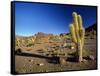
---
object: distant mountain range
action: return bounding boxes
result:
[16,23,97,38]
[15,23,97,47]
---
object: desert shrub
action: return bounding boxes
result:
[27,43,34,47]
[58,53,65,56]
[82,49,91,57]
[68,51,78,57]
[15,48,22,54]
[37,49,44,53]
[59,57,66,65]
[51,53,56,56]
[63,35,71,40]
[66,45,72,49]
[45,53,49,56]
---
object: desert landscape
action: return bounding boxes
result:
[15,22,97,74]
[13,2,97,74]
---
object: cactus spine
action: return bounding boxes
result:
[70,12,85,62]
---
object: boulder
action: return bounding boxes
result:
[89,55,95,60]
[37,63,44,66]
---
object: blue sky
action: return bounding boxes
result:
[14,2,97,36]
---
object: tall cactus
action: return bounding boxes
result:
[70,12,85,62]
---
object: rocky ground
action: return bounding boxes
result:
[15,38,97,74]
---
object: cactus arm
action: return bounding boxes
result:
[72,12,80,42]
[79,29,85,62]
[70,24,77,43]
[78,15,84,39]
[81,28,85,50]
[78,14,85,49]
[78,15,83,29]
[72,12,79,31]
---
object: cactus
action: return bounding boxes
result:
[70,12,85,62]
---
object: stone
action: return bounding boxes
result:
[59,57,67,65]
[82,59,88,63]
[40,63,44,66]
[89,55,95,60]
[37,63,44,66]
[71,46,74,50]
[63,43,67,47]
[29,59,33,62]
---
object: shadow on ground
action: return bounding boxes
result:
[15,49,60,64]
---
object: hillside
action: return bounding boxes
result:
[85,23,97,32]
[85,23,97,39]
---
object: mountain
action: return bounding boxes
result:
[15,23,97,47]
[85,23,97,38]
[85,23,97,32]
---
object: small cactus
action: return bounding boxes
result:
[70,12,85,62]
